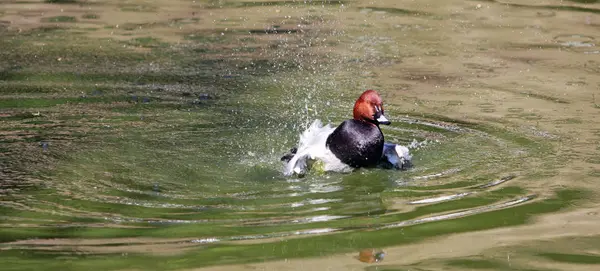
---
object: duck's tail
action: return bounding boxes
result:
[381,143,413,170]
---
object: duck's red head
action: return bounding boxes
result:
[353,89,391,126]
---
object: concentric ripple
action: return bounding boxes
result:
[1,103,553,259]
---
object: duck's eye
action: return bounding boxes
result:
[373,106,382,118]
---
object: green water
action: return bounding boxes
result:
[1,0,599,270]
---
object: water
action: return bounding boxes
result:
[1,0,599,270]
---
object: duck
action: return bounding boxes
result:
[282,90,412,176]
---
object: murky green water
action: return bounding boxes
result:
[1,0,599,270]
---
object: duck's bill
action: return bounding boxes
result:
[377,114,391,125]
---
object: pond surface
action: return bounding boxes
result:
[1,0,600,270]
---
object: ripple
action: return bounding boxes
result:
[478,175,516,188]
[409,192,472,204]
[412,168,462,180]
[292,215,347,223]
[380,195,535,230]
[190,238,220,244]
[555,34,595,48]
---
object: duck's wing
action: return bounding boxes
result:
[283,149,311,176]
[280,147,297,163]
[283,120,336,176]
[381,143,412,170]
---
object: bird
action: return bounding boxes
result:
[282,90,411,176]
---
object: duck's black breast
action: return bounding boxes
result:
[326,119,384,168]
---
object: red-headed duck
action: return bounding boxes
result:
[282,90,411,176]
